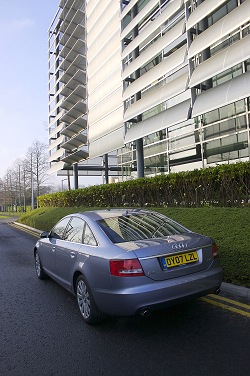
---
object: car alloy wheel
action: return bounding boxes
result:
[76,275,105,324]
[34,250,46,280]
[77,278,91,319]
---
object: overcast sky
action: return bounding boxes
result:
[0,0,59,178]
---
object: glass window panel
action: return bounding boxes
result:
[219,103,234,120]
[206,153,222,163]
[204,123,220,139]
[142,103,165,121]
[220,119,235,134]
[97,212,186,243]
[236,115,247,130]
[208,0,237,26]
[235,100,245,114]
[245,59,250,71]
[138,0,151,12]
[242,23,250,37]
[83,224,97,246]
[232,64,243,78]
[144,141,167,157]
[169,134,195,150]
[237,131,248,143]
[203,109,219,125]
[65,217,85,243]
[144,154,168,175]
[121,12,131,31]
[239,148,249,157]
[143,130,166,146]
[228,0,238,11]
[205,137,241,159]
[211,5,227,24]
[213,64,242,86]
[51,217,70,240]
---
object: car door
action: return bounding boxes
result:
[41,217,71,278]
[55,216,85,290]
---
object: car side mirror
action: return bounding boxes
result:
[40,231,50,238]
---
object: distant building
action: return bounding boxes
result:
[48,0,250,187]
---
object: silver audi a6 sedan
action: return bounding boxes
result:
[34,209,223,324]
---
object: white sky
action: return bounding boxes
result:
[0,0,59,178]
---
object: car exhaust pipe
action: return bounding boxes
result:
[139,309,151,317]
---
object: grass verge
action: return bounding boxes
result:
[18,206,250,288]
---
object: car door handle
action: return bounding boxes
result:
[70,252,76,258]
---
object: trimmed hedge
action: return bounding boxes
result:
[38,162,250,208]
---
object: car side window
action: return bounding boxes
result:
[50,217,71,240]
[83,224,97,246]
[64,217,85,243]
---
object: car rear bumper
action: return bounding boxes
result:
[93,267,223,316]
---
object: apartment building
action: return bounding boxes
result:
[48,0,250,185]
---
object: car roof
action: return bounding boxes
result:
[77,208,154,221]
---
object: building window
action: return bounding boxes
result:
[205,132,248,163]
[199,99,249,164]
[208,0,237,27]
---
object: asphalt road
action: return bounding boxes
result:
[0,222,249,376]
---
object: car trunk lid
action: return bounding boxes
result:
[117,233,214,281]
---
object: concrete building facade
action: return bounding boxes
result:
[48,0,250,185]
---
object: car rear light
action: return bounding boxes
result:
[212,243,219,259]
[110,259,145,277]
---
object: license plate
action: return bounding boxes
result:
[161,251,199,269]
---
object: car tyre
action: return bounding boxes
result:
[76,275,105,324]
[34,250,47,280]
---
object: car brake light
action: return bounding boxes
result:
[212,243,219,259]
[110,259,145,277]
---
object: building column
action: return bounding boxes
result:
[136,139,144,178]
[103,154,109,184]
[73,163,78,190]
[132,4,144,178]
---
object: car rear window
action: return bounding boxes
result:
[96,212,187,243]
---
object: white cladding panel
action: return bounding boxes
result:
[188,0,250,59]
[89,107,124,141]
[87,0,114,33]
[124,72,189,122]
[186,0,227,30]
[122,19,185,79]
[121,0,183,60]
[189,35,250,88]
[123,45,187,101]
[86,0,123,158]
[121,0,159,39]
[89,127,125,157]
[124,100,191,144]
[192,70,250,117]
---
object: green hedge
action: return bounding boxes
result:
[38,162,250,208]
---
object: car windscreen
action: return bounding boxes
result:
[96,212,188,243]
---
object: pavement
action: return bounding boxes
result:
[1,215,250,303]
[0,214,19,223]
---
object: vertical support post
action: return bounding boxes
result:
[18,165,22,211]
[73,163,78,190]
[67,169,71,191]
[131,3,144,178]
[136,139,144,178]
[23,170,26,212]
[104,154,109,184]
[31,173,34,210]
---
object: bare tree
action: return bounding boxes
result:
[23,140,50,205]
[0,140,56,211]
